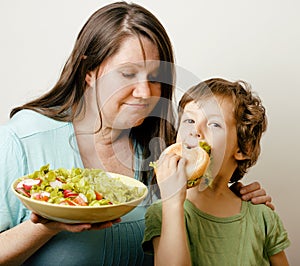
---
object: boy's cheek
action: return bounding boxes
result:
[175,134,182,143]
[175,128,185,143]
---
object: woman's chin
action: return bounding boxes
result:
[133,118,145,127]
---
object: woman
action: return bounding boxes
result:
[0,2,272,265]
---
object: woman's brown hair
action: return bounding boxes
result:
[10,2,177,186]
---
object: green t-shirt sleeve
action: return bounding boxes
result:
[142,201,163,254]
[263,207,291,257]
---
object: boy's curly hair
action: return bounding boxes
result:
[178,78,267,183]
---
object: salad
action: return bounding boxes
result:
[15,164,146,206]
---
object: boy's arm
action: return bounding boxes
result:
[153,152,191,266]
[152,201,191,266]
[269,250,289,266]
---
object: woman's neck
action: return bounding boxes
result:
[95,131,135,177]
[73,117,134,176]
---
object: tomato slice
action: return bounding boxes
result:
[16,188,31,197]
[95,191,103,200]
[32,192,49,202]
[63,190,79,198]
[18,178,41,191]
[73,195,88,206]
[59,199,77,206]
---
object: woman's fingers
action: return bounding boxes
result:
[239,181,261,194]
[265,201,275,211]
[231,181,275,210]
[90,218,121,230]
[229,181,243,197]
[30,213,120,232]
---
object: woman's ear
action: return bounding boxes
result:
[85,71,96,87]
[234,149,249,161]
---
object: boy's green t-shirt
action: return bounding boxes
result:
[143,200,290,266]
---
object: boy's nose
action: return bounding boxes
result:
[190,130,201,138]
[185,133,201,148]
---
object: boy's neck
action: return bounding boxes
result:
[186,185,242,218]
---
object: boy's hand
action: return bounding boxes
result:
[156,152,187,203]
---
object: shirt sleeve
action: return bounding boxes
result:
[142,201,163,254]
[0,126,31,231]
[263,207,291,257]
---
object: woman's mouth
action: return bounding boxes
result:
[123,102,150,109]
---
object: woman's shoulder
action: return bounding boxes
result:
[1,109,71,138]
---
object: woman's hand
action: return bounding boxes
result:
[230,181,275,210]
[30,213,121,233]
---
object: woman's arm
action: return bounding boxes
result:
[230,181,275,210]
[0,214,117,265]
[0,219,61,265]
[269,251,289,266]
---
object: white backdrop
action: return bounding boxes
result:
[1,0,299,264]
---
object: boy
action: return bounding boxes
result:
[143,78,290,265]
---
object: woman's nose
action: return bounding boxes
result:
[132,81,151,98]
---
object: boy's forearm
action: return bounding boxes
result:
[154,200,191,266]
[269,251,289,266]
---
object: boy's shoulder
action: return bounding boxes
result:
[244,201,280,225]
[245,200,275,213]
[146,199,163,214]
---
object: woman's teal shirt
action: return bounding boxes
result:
[0,110,153,265]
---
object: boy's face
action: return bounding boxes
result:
[176,95,245,179]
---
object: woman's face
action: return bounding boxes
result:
[89,36,161,130]
[176,96,243,179]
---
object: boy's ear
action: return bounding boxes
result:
[234,149,249,161]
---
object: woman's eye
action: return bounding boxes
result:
[122,72,136,78]
[148,74,160,83]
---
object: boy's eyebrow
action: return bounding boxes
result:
[183,108,223,119]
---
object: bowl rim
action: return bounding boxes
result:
[11,172,148,209]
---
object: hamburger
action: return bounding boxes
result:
[150,141,211,188]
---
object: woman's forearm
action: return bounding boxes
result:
[0,220,57,265]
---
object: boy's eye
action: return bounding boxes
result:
[183,119,195,124]
[208,122,221,128]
